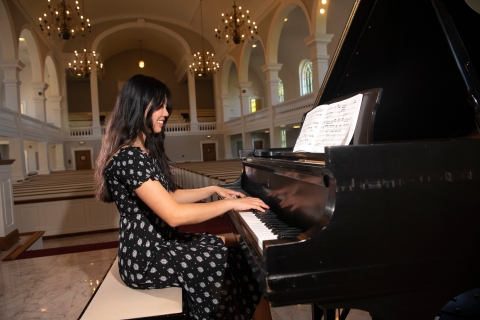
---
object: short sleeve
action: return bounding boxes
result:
[109,148,157,192]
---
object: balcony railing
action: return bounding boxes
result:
[274,93,314,115]
[224,117,242,129]
[2,95,315,141]
[165,123,190,132]
[245,108,269,123]
[0,106,15,123]
[198,122,216,131]
[70,126,93,137]
[0,106,18,136]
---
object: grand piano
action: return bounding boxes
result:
[221,0,480,319]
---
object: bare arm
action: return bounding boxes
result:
[170,186,245,204]
[136,179,268,227]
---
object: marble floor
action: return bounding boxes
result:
[0,232,372,320]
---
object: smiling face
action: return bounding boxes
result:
[151,103,169,133]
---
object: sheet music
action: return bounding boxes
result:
[293,94,363,153]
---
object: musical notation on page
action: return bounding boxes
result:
[293,94,363,153]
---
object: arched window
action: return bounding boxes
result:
[278,79,284,103]
[299,59,313,95]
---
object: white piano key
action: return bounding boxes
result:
[238,211,277,252]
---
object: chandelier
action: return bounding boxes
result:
[68,43,103,78]
[38,0,91,40]
[189,0,219,77]
[214,0,258,45]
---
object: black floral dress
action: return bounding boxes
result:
[104,147,261,320]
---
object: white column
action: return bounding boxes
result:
[238,82,252,150]
[212,74,223,129]
[49,95,63,127]
[0,60,24,112]
[59,60,70,136]
[271,127,283,148]
[304,34,334,93]
[242,132,252,150]
[187,71,198,131]
[0,161,17,247]
[31,82,48,122]
[54,143,66,171]
[223,135,233,159]
[37,141,50,175]
[8,137,26,182]
[261,63,283,148]
[2,61,27,181]
[261,63,282,108]
[221,94,230,122]
[90,70,102,136]
[238,82,252,117]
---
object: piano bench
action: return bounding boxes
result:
[78,256,187,320]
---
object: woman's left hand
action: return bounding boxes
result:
[214,186,245,199]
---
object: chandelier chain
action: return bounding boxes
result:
[139,39,145,68]
[189,0,219,77]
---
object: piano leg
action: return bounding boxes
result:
[311,304,334,320]
[339,309,351,320]
[312,304,351,320]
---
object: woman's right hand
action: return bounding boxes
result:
[228,197,269,212]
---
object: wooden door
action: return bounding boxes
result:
[75,150,92,170]
[253,140,264,149]
[202,143,216,161]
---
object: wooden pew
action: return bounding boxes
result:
[12,170,96,204]
[78,256,187,320]
[171,160,242,200]
[176,109,216,122]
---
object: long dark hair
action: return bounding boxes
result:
[94,74,177,202]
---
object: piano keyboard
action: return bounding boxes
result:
[238,211,303,252]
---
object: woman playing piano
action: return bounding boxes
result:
[94,74,271,320]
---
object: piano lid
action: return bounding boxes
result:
[317,0,480,143]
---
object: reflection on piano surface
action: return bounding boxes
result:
[222,0,480,319]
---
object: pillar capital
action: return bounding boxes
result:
[48,95,63,103]
[0,60,25,77]
[1,61,23,113]
[303,33,334,47]
[261,63,283,83]
[31,82,49,98]
[261,63,283,73]
[238,82,252,96]
[303,33,334,93]
[31,81,49,90]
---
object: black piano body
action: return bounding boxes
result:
[222,0,480,319]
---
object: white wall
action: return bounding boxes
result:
[98,50,191,113]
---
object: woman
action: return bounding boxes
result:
[94,74,271,320]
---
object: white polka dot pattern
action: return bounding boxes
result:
[105,147,260,319]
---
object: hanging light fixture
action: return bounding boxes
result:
[189,0,219,77]
[68,38,103,78]
[38,0,91,40]
[214,0,258,46]
[138,40,145,68]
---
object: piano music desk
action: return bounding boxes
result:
[78,256,186,320]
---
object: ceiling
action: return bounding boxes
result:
[17,0,276,68]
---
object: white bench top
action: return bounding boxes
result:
[79,256,184,320]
